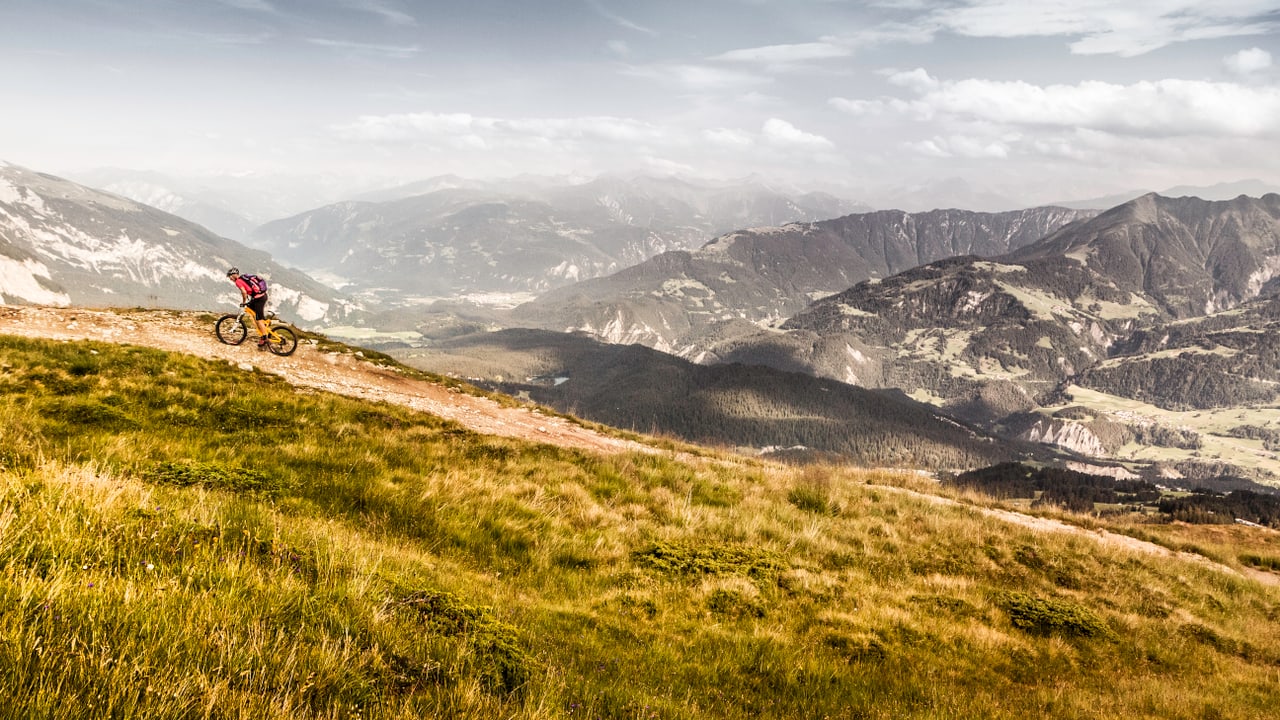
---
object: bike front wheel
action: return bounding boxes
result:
[215,314,248,345]
[266,326,298,356]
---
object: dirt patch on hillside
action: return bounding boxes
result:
[0,306,650,455]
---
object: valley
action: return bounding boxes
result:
[4,161,1280,719]
[6,159,1280,488]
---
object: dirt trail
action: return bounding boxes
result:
[4,305,1276,587]
[0,306,650,455]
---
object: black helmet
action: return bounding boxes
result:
[226,267,239,277]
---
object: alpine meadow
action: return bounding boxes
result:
[6,1,1280,718]
[0,325,1278,719]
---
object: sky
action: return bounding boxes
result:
[2,0,1280,208]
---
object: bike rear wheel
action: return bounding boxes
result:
[266,326,298,356]
[215,314,248,345]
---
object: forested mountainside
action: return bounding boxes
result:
[397,328,1037,470]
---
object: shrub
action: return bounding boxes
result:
[390,591,531,695]
[632,540,786,579]
[788,485,838,515]
[707,588,766,620]
[1001,592,1114,640]
[145,461,292,497]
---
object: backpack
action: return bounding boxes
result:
[241,273,268,296]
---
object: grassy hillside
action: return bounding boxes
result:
[2,333,1279,719]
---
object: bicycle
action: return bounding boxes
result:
[215,305,298,356]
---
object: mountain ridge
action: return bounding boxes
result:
[0,162,356,324]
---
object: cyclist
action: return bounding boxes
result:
[226,267,270,349]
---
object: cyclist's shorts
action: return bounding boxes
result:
[247,295,268,321]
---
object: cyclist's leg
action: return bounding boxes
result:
[247,296,269,344]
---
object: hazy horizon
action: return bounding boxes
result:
[3,1,1279,210]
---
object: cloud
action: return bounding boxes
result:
[703,128,754,147]
[710,41,852,65]
[330,111,842,181]
[307,38,420,59]
[341,1,417,27]
[707,22,933,69]
[333,112,668,148]
[905,135,1011,159]
[588,1,657,36]
[215,0,277,11]
[927,0,1279,56]
[885,67,940,93]
[828,96,911,116]
[1225,47,1273,75]
[606,40,631,57]
[761,118,835,149]
[835,71,1280,138]
[622,63,772,91]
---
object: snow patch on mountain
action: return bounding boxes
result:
[0,177,45,213]
[268,285,331,322]
[0,255,70,306]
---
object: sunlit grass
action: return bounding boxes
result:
[1,333,1279,718]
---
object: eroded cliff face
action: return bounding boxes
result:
[1020,419,1108,458]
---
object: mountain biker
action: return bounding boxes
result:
[226,268,270,349]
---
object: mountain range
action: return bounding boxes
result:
[250,175,869,302]
[7,157,1280,484]
[514,205,1095,357]
[0,162,355,323]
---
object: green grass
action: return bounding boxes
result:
[1,332,1280,718]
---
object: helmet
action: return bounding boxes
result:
[226,267,239,277]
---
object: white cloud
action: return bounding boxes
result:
[606,40,631,57]
[707,23,933,69]
[840,74,1280,138]
[329,110,842,183]
[342,1,417,27]
[1225,47,1273,74]
[906,135,1011,159]
[761,118,835,149]
[215,0,277,11]
[622,63,772,91]
[710,41,852,64]
[886,67,940,94]
[703,128,754,147]
[307,38,420,59]
[588,1,657,36]
[334,112,667,148]
[928,0,1279,56]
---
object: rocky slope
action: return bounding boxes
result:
[769,194,1280,482]
[0,162,355,325]
[515,205,1094,356]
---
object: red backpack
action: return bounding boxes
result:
[241,273,268,296]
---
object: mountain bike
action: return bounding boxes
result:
[215,305,298,356]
